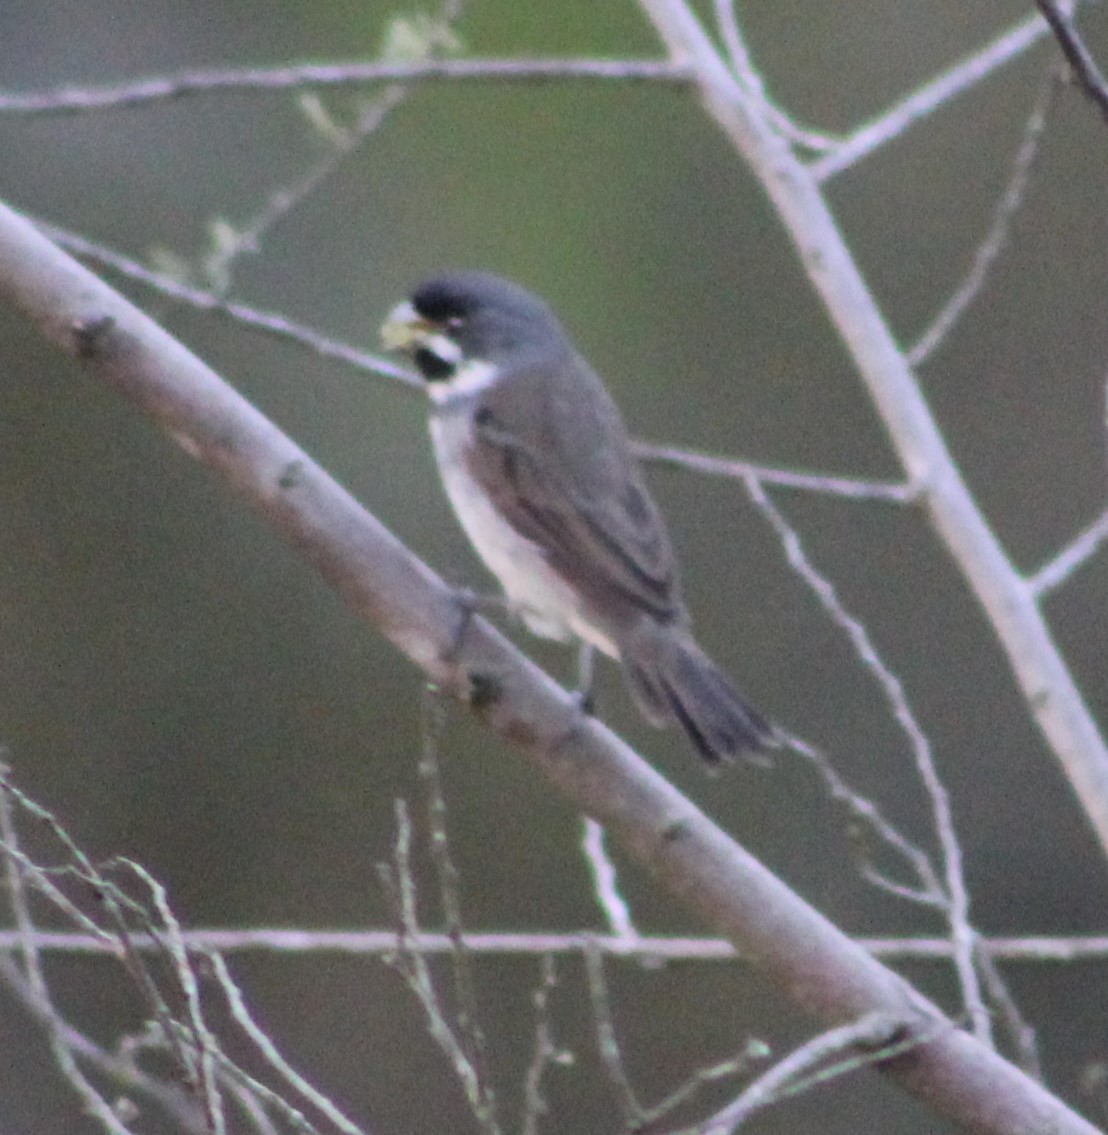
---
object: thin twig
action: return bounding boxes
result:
[581,819,637,938]
[741,476,990,1042]
[378,801,500,1135]
[635,441,916,502]
[1036,0,1108,120]
[208,952,366,1135]
[0,783,134,1135]
[197,0,472,293]
[0,955,208,1133]
[778,734,946,908]
[811,7,1073,181]
[713,0,749,90]
[0,58,693,114]
[200,84,410,293]
[583,942,643,1126]
[520,955,565,1135]
[642,1044,771,1131]
[711,0,838,153]
[1028,504,1108,597]
[974,947,1042,1080]
[0,775,204,1101]
[84,861,204,1102]
[36,217,419,387]
[908,68,1057,367]
[222,1079,282,1135]
[119,859,226,1135]
[691,1013,922,1134]
[419,693,498,1128]
[154,1019,325,1135]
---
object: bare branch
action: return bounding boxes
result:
[1028,505,1108,597]
[583,943,643,1125]
[909,69,1057,367]
[812,8,1070,181]
[646,1044,770,1131]
[581,818,638,938]
[0,954,208,1134]
[974,948,1042,1080]
[0,6,1082,190]
[378,801,499,1134]
[638,0,1108,868]
[0,773,366,1135]
[520,956,567,1135]
[0,58,693,114]
[196,0,473,293]
[742,477,988,1040]
[0,788,136,1135]
[418,696,498,1126]
[635,440,916,501]
[3,926,1108,961]
[1036,0,1108,120]
[770,741,946,910]
[198,84,410,293]
[118,859,226,1134]
[207,952,366,1135]
[693,1013,924,1134]
[38,218,419,388]
[0,773,227,1126]
[709,0,839,154]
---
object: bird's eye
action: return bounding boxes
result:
[445,315,464,332]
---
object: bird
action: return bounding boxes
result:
[381,271,779,764]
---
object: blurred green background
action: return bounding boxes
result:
[1,1,1107,1132]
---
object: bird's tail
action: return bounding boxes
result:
[621,623,779,765]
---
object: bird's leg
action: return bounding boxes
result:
[574,642,598,716]
[440,588,516,710]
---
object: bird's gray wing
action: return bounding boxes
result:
[465,368,683,626]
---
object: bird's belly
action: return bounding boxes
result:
[430,415,617,656]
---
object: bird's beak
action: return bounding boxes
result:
[380,300,431,351]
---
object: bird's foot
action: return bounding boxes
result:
[443,587,508,664]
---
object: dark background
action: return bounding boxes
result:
[0,2,1107,1132]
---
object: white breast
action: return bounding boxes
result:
[429,410,617,657]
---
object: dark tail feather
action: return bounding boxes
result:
[622,627,778,765]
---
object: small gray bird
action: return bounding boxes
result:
[382,271,778,764]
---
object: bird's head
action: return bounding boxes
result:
[381,271,569,395]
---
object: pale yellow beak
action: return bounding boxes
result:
[380,300,431,351]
